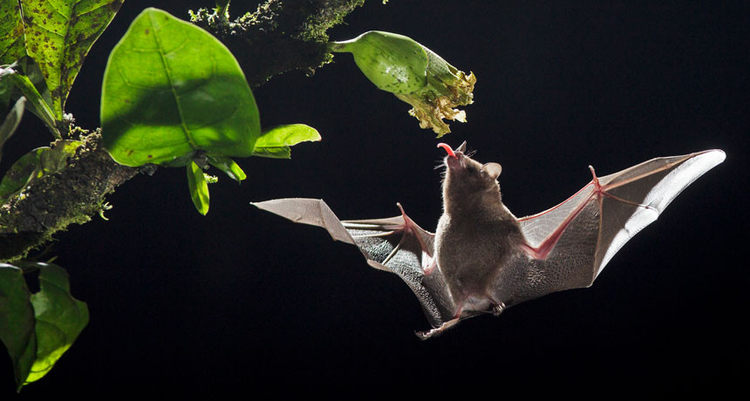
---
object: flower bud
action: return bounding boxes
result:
[331,30,476,137]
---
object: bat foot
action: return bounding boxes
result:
[414,317,461,340]
[491,302,506,316]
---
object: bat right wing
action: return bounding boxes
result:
[492,149,725,306]
[251,198,456,328]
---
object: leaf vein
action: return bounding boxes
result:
[41,0,71,21]
[73,0,118,19]
[26,23,65,39]
[147,12,197,150]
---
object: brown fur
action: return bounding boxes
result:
[435,150,524,312]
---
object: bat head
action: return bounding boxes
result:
[438,143,505,215]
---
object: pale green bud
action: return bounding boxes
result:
[331,30,476,137]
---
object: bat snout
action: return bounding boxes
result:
[445,153,465,170]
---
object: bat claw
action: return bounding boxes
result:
[588,165,602,190]
[414,329,437,340]
[414,317,461,340]
[491,302,506,316]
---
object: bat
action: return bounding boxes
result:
[252,143,725,339]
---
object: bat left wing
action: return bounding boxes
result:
[492,149,725,305]
[251,198,455,328]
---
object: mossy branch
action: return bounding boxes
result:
[0,0,368,261]
[190,0,365,87]
[0,131,137,261]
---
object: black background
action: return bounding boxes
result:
[2,0,748,398]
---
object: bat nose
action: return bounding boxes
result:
[445,153,463,169]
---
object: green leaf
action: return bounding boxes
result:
[18,0,124,119]
[0,264,36,390]
[0,96,26,164]
[0,140,82,201]
[0,147,45,201]
[207,154,246,182]
[0,65,59,137]
[215,0,231,20]
[23,263,89,387]
[252,124,321,159]
[101,7,261,167]
[251,146,291,159]
[39,140,83,174]
[0,0,24,63]
[13,56,54,109]
[187,160,210,215]
[0,77,11,108]
[0,263,88,391]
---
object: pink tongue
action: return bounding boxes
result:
[437,143,457,158]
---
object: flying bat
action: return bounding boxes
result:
[252,143,725,339]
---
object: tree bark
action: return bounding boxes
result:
[191,0,365,87]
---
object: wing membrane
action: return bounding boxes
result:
[507,149,725,303]
[252,198,455,327]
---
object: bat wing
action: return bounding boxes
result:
[251,198,455,328]
[493,149,725,305]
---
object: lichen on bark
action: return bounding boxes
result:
[190,0,366,87]
[0,131,136,261]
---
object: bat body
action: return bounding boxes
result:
[253,144,724,338]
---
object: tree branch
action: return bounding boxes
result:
[0,131,137,261]
[0,0,367,261]
[191,0,365,87]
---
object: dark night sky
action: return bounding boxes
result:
[2,0,748,397]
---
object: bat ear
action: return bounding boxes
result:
[456,141,467,153]
[482,162,502,180]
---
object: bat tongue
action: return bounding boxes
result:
[437,143,457,158]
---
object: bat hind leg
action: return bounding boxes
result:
[415,317,461,340]
[414,296,507,339]
[415,303,466,340]
[491,301,506,316]
[415,300,505,339]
